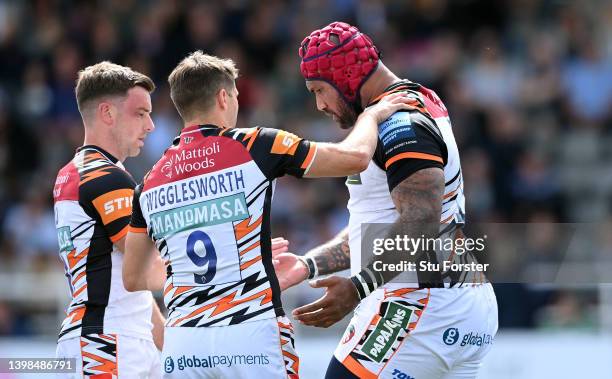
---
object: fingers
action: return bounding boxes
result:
[271,237,289,255]
[292,296,333,316]
[292,296,343,327]
[271,237,288,245]
[380,91,408,103]
[271,237,289,248]
[271,244,289,258]
[388,92,409,100]
[382,92,415,108]
[294,308,339,327]
[296,313,339,328]
[308,275,339,288]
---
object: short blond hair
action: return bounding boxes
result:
[75,61,155,116]
[168,51,239,121]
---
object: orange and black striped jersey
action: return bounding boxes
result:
[130,125,316,327]
[347,80,472,288]
[53,146,153,342]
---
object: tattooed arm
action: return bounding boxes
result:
[273,227,350,291]
[291,168,444,327]
[304,227,350,276]
[351,168,444,298]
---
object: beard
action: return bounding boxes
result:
[333,98,359,129]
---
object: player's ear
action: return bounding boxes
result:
[98,101,116,125]
[217,88,228,110]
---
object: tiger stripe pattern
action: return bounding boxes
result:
[80,333,118,378]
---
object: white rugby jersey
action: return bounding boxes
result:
[347,81,477,288]
[130,125,316,327]
[53,146,153,342]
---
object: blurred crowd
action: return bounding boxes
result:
[1,0,611,337]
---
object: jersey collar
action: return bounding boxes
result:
[367,79,416,107]
[172,124,224,146]
[77,145,119,164]
[181,124,221,134]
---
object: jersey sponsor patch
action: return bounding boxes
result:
[361,302,412,363]
[92,188,134,225]
[378,112,415,147]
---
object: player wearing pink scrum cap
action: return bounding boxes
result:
[274,22,498,379]
[299,22,380,114]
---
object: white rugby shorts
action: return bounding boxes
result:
[161,315,299,378]
[333,283,498,379]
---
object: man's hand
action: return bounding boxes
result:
[271,237,309,291]
[361,91,418,124]
[272,251,309,291]
[292,276,359,328]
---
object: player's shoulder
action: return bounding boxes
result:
[221,126,261,140]
[223,126,291,151]
[73,149,135,193]
[378,109,441,143]
[53,160,80,202]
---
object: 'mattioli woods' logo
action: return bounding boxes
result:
[161,160,173,178]
[92,188,134,225]
[160,143,220,179]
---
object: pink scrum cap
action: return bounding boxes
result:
[299,22,380,107]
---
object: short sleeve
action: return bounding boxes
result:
[80,166,136,243]
[376,111,447,192]
[129,184,147,233]
[246,127,317,179]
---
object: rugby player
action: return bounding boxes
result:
[273,22,499,378]
[53,62,165,378]
[122,51,412,378]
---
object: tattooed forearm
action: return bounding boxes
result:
[369,167,444,284]
[305,227,351,275]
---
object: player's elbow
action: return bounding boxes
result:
[122,268,141,292]
[348,149,370,173]
[123,276,136,292]
[356,151,371,172]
